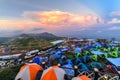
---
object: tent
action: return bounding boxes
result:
[110,51,118,58]
[88,62,103,70]
[33,56,42,64]
[95,42,102,48]
[53,51,61,59]
[15,63,43,80]
[51,40,64,45]
[41,66,66,80]
[107,58,120,67]
[74,47,81,54]
[106,58,120,73]
[62,63,74,76]
[82,56,91,63]
[66,59,73,66]
[72,75,91,80]
[78,63,89,71]
[74,57,82,65]
[91,51,105,61]
[91,51,104,55]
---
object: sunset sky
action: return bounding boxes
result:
[1,0,120,39]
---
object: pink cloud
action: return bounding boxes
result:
[0,10,104,31]
[23,10,104,27]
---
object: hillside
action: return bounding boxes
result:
[8,32,63,50]
[18,32,59,39]
[0,37,11,45]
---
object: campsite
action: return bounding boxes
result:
[1,0,120,80]
[0,38,120,80]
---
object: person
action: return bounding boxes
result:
[74,65,79,77]
[94,68,100,80]
[47,55,54,67]
[117,71,120,79]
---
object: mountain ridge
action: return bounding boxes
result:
[0,32,63,46]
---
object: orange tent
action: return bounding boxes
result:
[41,66,66,80]
[72,75,91,80]
[15,63,43,80]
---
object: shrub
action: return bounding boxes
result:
[0,64,23,80]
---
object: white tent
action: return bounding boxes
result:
[51,40,64,45]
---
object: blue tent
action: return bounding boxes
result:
[88,62,103,70]
[78,63,89,71]
[106,58,120,73]
[96,42,102,48]
[32,56,42,64]
[53,50,61,59]
[82,56,91,63]
[74,57,82,65]
[42,57,48,62]
[66,59,73,66]
[61,55,67,59]
[74,47,81,54]
[76,44,81,47]
[62,63,74,76]
[91,43,96,47]
[107,58,120,67]
[84,45,89,49]
[88,45,94,49]
[58,56,67,65]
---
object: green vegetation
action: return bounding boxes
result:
[0,37,11,45]
[0,32,63,50]
[7,33,63,50]
[9,37,55,50]
[0,64,23,80]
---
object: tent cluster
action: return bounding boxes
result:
[15,39,120,80]
[15,63,92,80]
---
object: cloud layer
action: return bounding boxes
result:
[0,10,104,29]
[108,18,120,24]
[110,11,120,16]
[108,26,120,30]
[23,10,104,27]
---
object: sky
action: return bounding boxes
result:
[1,0,120,39]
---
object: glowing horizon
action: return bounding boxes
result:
[1,0,120,39]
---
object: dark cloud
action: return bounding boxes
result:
[30,27,44,31]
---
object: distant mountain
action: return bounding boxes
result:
[37,32,57,38]
[6,32,64,49]
[18,32,60,39]
[19,34,30,37]
[0,32,63,47]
